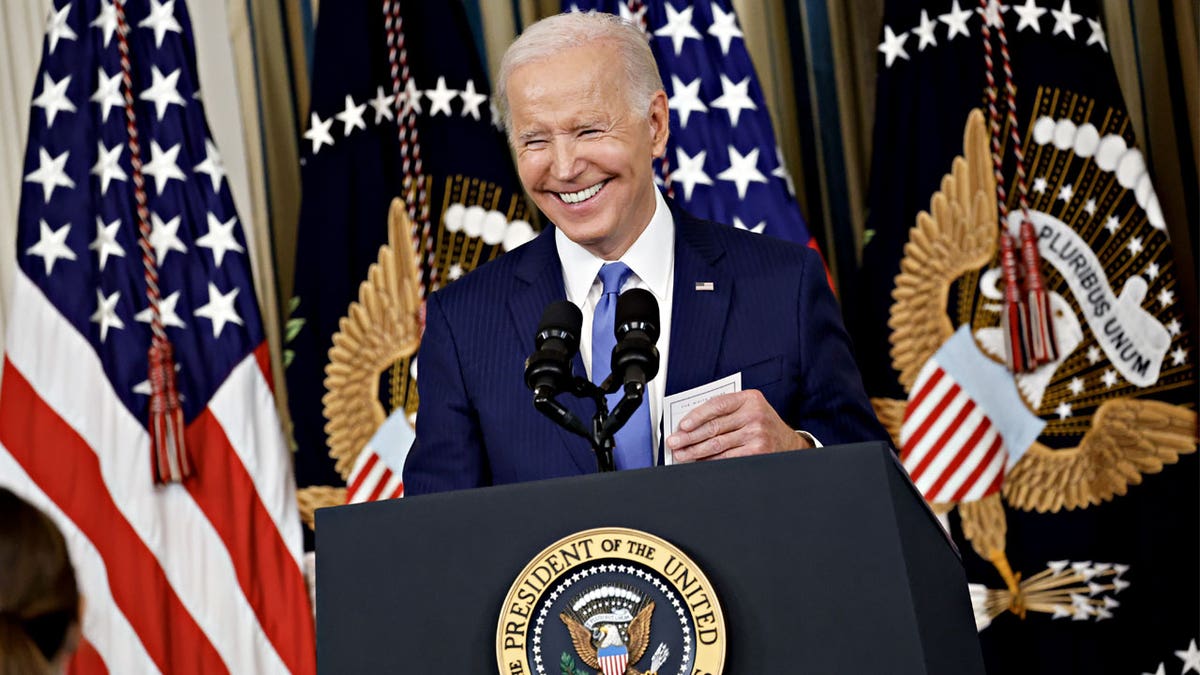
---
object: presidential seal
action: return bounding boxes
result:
[497,527,725,675]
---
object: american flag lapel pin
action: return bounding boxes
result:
[695,281,715,291]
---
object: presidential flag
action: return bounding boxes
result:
[857,1,1198,672]
[0,1,315,673]
[567,0,817,251]
[286,2,534,514]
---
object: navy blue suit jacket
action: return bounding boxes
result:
[403,206,891,495]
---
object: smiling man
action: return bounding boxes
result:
[402,12,889,495]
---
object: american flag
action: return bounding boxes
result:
[0,1,315,673]
[567,0,819,252]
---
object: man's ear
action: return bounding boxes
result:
[647,90,670,158]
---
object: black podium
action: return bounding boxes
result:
[315,442,984,673]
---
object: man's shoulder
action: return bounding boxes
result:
[429,229,549,312]
[677,209,821,270]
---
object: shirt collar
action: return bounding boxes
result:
[556,187,675,304]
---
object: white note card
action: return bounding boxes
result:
[664,371,742,438]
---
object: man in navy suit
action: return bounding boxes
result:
[403,12,889,495]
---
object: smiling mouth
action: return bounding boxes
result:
[556,180,608,205]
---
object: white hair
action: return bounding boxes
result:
[495,11,664,138]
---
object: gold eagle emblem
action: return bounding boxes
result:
[872,108,1198,621]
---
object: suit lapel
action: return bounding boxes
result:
[666,210,732,396]
[507,229,597,474]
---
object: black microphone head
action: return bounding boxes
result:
[614,288,659,343]
[536,301,583,350]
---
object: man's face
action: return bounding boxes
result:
[506,41,669,260]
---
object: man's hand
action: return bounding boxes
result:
[665,390,811,462]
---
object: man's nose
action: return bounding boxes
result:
[550,139,581,181]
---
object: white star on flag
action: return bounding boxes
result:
[24,147,75,202]
[1086,17,1108,51]
[710,74,757,126]
[1051,0,1082,39]
[671,148,713,200]
[134,290,187,329]
[706,3,743,55]
[139,0,183,47]
[1056,401,1073,419]
[1013,0,1047,32]
[148,211,187,265]
[669,75,707,128]
[772,147,796,196]
[88,217,125,271]
[334,94,367,136]
[193,139,226,192]
[90,141,127,195]
[90,290,126,342]
[1101,370,1118,388]
[1033,176,1048,193]
[400,78,423,116]
[196,213,245,267]
[26,219,76,275]
[1145,262,1160,280]
[654,3,702,56]
[32,73,77,127]
[1086,345,1101,364]
[304,111,335,154]
[369,86,394,123]
[1166,318,1181,336]
[717,145,767,199]
[193,282,244,338]
[91,0,119,47]
[939,0,974,41]
[913,10,938,50]
[45,4,78,55]
[425,76,457,117]
[458,79,488,120]
[1170,347,1189,366]
[877,25,910,68]
[1157,288,1174,308]
[142,140,185,195]
[733,217,765,234]
[90,67,123,122]
[1104,215,1120,233]
[1084,198,1097,215]
[1127,236,1143,255]
[139,66,185,120]
[977,1,1010,29]
[1058,183,1074,202]
[1068,377,1084,395]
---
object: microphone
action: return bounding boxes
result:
[610,288,660,390]
[524,301,582,398]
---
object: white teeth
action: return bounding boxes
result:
[558,181,605,204]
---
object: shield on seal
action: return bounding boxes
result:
[597,644,628,675]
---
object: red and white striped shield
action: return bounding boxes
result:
[597,644,629,675]
[901,358,1007,504]
[899,325,1049,504]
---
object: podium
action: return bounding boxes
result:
[315,442,984,673]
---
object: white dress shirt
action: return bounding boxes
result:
[556,188,676,464]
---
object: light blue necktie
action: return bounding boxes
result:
[591,263,653,469]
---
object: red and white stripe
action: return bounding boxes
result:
[900,359,1007,504]
[599,652,628,675]
[345,448,404,504]
[0,270,316,674]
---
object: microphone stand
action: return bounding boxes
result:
[532,376,646,473]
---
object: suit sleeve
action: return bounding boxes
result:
[402,291,489,495]
[793,250,894,449]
